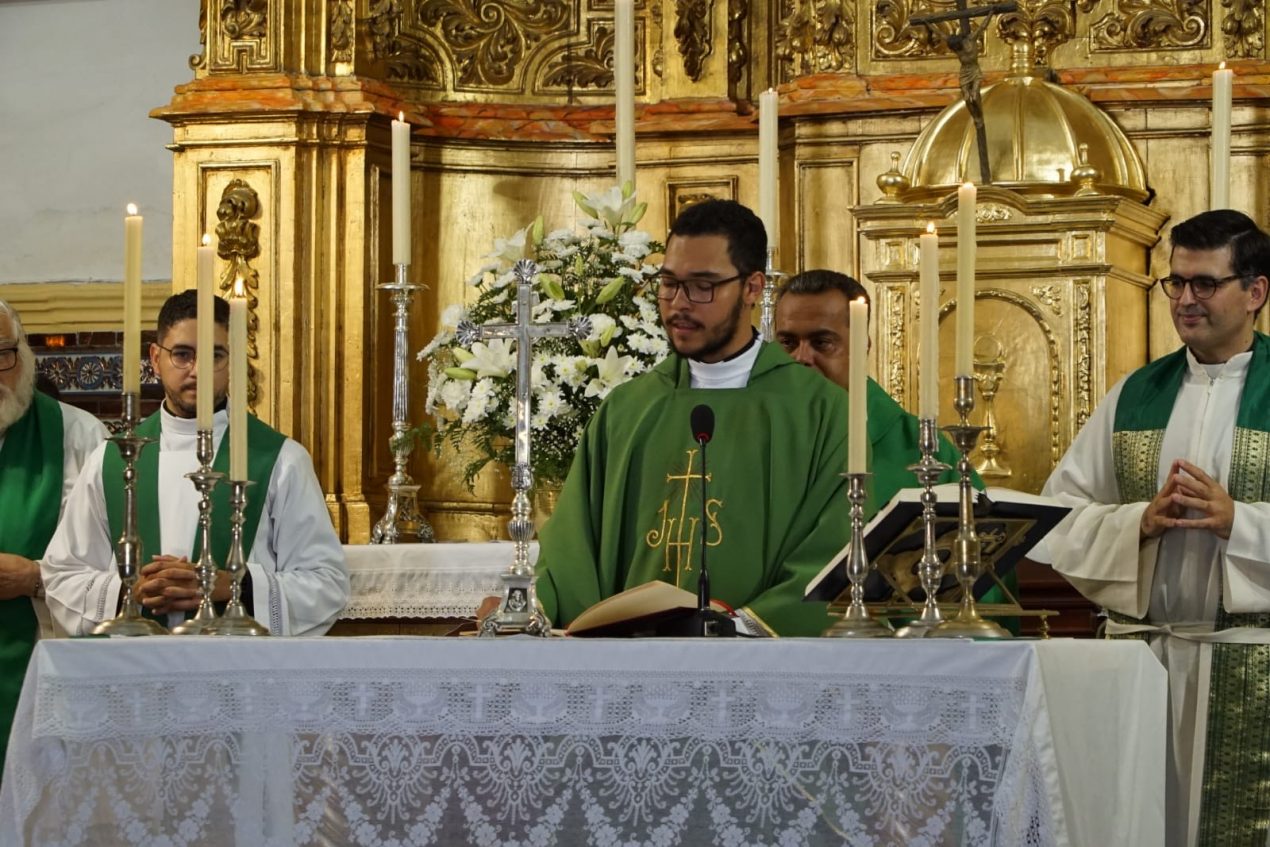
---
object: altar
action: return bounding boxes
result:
[0,637,1163,846]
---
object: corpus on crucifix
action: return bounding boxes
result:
[910,1,1018,184]
[456,259,590,636]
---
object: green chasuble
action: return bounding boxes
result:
[102,412,286,620]
[1111,331,1270,845]
[536,342,855,637]
[0,391,64,769]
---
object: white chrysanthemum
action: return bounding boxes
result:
[586,314,616,343]
[619,229,651,254]
[557,355,591,389]
[438,378,470,413]
[440,304,465,328]
[616,265,647,282]
[462,379,496,425]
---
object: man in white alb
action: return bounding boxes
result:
[1037,209,1270,846]
[43,290,349,637]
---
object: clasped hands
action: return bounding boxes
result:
[1140,459,1235,541]
[134,555,230,615]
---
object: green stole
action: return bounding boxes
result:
[1111,332,1270,846]
[103,412,286,621]
[0,391,64,770]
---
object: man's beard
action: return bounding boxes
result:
[0,343,37,432]
[663,293,748,362]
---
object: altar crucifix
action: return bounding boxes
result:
[910,0,1018,184]
[456,258,591,637]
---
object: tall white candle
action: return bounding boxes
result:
[196,234,215,429]
[123,204,142,395]
[1211,62,1233,210]
[955,182,977,377]
[758,88,779,246]
[919,223,940,420]
[848,297,868,474]
[391,112,411,266]
[615,0,636,189]
[229,279,248,481]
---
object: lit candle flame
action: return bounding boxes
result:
[398,111,405,122]
[1220,61,1227,71]
[201,233,211,247]
[233,276,246,298]
[126,203,138,216]
[926,222,936,235]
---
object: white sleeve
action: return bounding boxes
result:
[1221,501,1270,614]
[247,440,349,636]
[41,443,123,636]
[57,401,109,515]
[1038,379,1159,619]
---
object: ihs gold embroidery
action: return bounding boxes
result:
[644,449,723,587]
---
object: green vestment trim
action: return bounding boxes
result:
[535,343,856,637]
[0,391,64,769]
[103,412,286,622]
[1111,332,1270,845]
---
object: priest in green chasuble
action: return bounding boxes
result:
[42,291,349,638]
[535,199,855,637]
[1034,210,1270,846]
[0,302,107,773]
[773,270,1017,623]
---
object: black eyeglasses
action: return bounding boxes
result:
[655,273,745,304]
[1156,274,1246,300]
[0,347,16,373]
[155,343,229,371]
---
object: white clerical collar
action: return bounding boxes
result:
[160,403,229,436]
[1185,346,1252,382]
[688,335,763,389]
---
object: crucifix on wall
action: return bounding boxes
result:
[910,1,1018,185]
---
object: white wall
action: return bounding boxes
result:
[0,0,196,283]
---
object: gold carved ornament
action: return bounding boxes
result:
[191,0,208,70]
[1089,0,1207,50]
[777,0,856,79]
[726,0,748,86]
[675,0,714,82]
[997,0,1094,63]
[873,0,955,59]
[330,0,355,64]
[542,21,619,90]
[222,0,268,39]
[417,0,571,89]
[365,0,443,84]
[215,180,262,410]
[1222,0,1265,58]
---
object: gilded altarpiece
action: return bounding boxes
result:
[151,0,1270,540]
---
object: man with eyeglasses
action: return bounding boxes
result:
[1034,209,1270,844]
[533,199,854,637]
[0,300,106,772]
[42,290,349,637]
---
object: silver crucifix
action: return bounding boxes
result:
[457,258,590,637]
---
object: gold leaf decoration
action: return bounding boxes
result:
[365,0,443,84]
[727,0,749,85]
[1222,0,1265,58]
[418,0,571,89]
[675,0,715,82]
[873,0,955,59]
[997,0,1079,63]
[190,0,208,70]
[778,0,856,78]
[221,0,269,40]
[331,0,355,64]
[651,1,666,78]
[541,22,618,90]
[1090,0,1208,51]
[214,180,263,408]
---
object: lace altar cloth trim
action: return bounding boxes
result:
[3,640,1073,846]
[341,543,530,620]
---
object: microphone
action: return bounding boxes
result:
[690,404,719,633]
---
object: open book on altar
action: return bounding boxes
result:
[566,581,732,637]
[803,485,1070,608]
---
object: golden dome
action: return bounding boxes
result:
[903,51,1149,202]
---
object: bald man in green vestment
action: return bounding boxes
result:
[535,200,854,637]
[0,302,106,774]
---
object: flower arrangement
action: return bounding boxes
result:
[420,184,669,487]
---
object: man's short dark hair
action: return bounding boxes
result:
[157,289,230,340]
[778,269,871,320]
[668,199,766,280]
[1170,210,1270,288]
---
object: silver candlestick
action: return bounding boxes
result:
[759,246,785,342]
[171,429,224,635]
[930,376,1010,639]
[464,259,589,637]
[371,263,434,544]
[895,417,952,638]
[94,391,167,636]
[825,472,893,638]
[204,479,269,636]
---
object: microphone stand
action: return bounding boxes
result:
[691,432,735,638]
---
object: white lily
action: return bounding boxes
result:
[584,345,633,399]
[465,338,517,379]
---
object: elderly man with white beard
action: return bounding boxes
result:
[0,301,106,773]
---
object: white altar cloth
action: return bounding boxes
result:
[0,638,1163,847]
[340,542,537,620]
